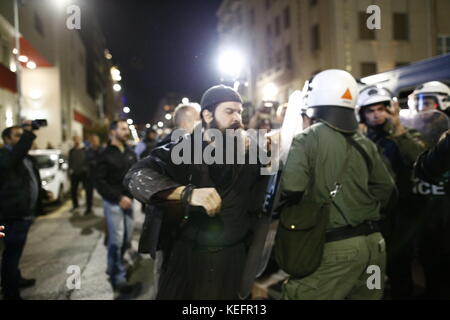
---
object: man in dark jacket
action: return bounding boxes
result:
[68,136,88,213]
[0,122,49,300]
[95,120,138,295]
[84,134,103,215]
[124,85,270,300]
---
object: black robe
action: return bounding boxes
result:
[124,133,269,299]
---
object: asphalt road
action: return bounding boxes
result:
[0,193,156,300]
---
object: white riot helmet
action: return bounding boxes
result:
[304,69,359,132]
[409,81,450,113]
[356,85,393,123]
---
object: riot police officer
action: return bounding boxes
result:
[410,81,450,299]
[356,85,427,299]
[279,70,396,300]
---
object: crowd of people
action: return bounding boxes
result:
[1,70,450,300]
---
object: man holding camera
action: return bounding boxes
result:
[0,121,51,300]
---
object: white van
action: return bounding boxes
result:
[29,149,70,203]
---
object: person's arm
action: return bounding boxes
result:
[124,141,221,216]
[278,133,311,210]
[0,225,5,238]
[10,129,36,165]
[415,130,450,184]
[391,130,427,167]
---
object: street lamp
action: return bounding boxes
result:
[165,113,172,120]
[9,62,17,72]
[51,0,70,7]
[111,66,121,82]
[26,61,36,69]
[123,106,130,114]
[127,119,133,125]
[18,55,28,63]
[157,121,164,128]
[218,48,244,81]
[113,84,122,92]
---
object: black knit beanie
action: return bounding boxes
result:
[200,85,243,116]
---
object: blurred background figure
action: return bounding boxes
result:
[135,128,158,160]
[68,136,89,214]
[276,103,289,127]
[85,134,103,215]
[156,103,200,147]
[249,109,274,131]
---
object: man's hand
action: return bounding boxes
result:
[22,120,33,132]
[156,186,222,217]
[0,225,5,238]
[358,123,368,135]
[386,101,406,136]
[119,196,133,210]
[190,188,222,217]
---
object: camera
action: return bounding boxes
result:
[24,119,48,130]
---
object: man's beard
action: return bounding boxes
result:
[209,118,243,133]
[116,135,128,144]
[203,119,247,190]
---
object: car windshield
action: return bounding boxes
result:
[33,155,57,169]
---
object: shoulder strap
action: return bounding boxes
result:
[326,139,352,226]
[326,140,351,205]
[343,134,373,173]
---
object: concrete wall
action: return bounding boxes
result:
[21,66,61,149]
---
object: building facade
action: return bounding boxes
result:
[217,0,450,105]
[0,0,120,149]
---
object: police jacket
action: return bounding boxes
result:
[280,122,396,230]
[415,130,450,184]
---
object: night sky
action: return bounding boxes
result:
[94,0,223,124]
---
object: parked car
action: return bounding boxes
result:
[29,149,70,204]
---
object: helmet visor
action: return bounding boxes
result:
[415,94,439,112]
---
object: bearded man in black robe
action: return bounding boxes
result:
[124,85,271,300]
